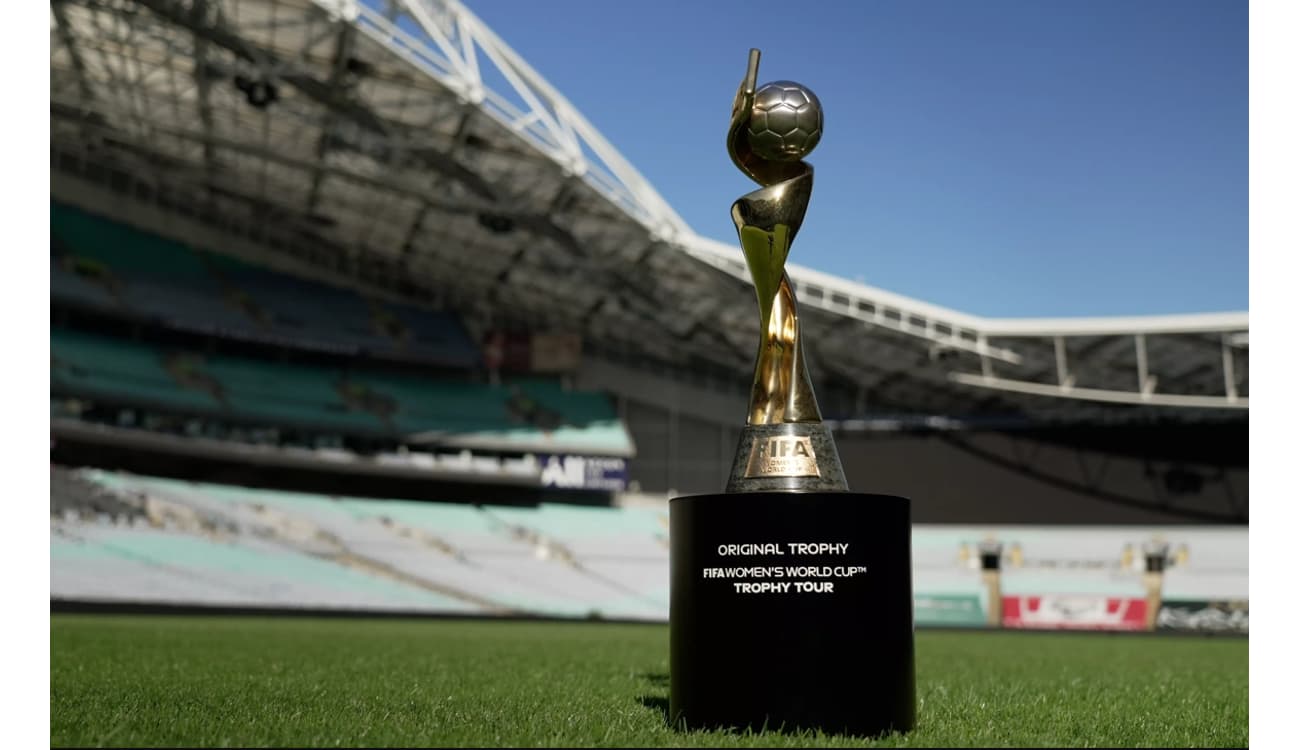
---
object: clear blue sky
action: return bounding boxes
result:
[466,0,1247,318]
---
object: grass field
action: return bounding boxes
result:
[50,615,1247,747]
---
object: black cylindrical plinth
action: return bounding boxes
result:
[669,492,915,737]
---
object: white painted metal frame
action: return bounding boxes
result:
[339,0,690,241]
[947,372,1247,409]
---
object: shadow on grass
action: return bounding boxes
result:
[636,671,669,687]
[637,694,670,722]
[635,681,902,741]
[635,671,672,728]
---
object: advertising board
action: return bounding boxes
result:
[1002,595,1147,631]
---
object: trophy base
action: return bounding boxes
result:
[725,422,848,493]
[668,491,915,737]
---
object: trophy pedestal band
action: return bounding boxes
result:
[725,422,848,493]
[668,492,916,737]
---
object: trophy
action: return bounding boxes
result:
[668,50,916,737]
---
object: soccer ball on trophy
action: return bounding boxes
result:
[745,80,824,161]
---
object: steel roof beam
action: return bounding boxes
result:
[136,0,501,202]
[305,22,357,213]
[51,2,97,106]
[186,0,218,199]
[62,111,495,223]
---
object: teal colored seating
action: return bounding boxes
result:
[55,525,480,612]
[514,378,619,422]
[482,504,667,562]
[52,328,168,377]
[460,421,632,453]
[51,326,630,453]
[51,202,216,287]
[200,358,343,404]
[51,328,222,413]
[68,472,675,618]
[51,201,480,367]
[352,373,631,452]
[51,261,119,311]
[57,471,1253,626]
[356,374,511,433]
[201,357,386,433]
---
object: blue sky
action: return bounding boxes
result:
[465,0,1247,318]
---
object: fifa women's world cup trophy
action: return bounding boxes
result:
[724,49,843,492]
[668,50,917,738]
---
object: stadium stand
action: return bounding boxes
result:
[51,468,1245,630]
[52,468,669,619]
[51,326,633,456]
[50,465,146,525]
[52,524,482,614]
[51,201,480,369]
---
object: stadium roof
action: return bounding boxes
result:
[50,0,1248,422]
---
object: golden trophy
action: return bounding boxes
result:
[724,48,847,493]
[668,49,916,737]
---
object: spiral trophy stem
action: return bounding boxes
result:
[724,49,847,493]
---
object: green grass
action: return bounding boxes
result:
[50,615,1247,748]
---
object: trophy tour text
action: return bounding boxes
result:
[703,541,867,595]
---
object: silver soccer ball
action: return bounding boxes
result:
[745,80,823,162]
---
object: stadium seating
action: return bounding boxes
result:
[50,465,146,523]
[52,469,670,619]
[52,524,481,613]
[50,326,634,454]
[51,328,224,414]
[51,201,480,368]
[50,257,120,313]
[1160,529,1251,602]
[50,469,1248,629]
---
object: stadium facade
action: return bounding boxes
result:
[50,0,1247,632]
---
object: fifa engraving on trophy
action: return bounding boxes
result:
[744,435,821,479]
[725,49,848,493]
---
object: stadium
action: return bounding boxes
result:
[49,0,1248,746]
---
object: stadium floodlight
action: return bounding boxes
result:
[668,50,915,738]
[1141,539,1173,632]
[978,539,1006,628]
